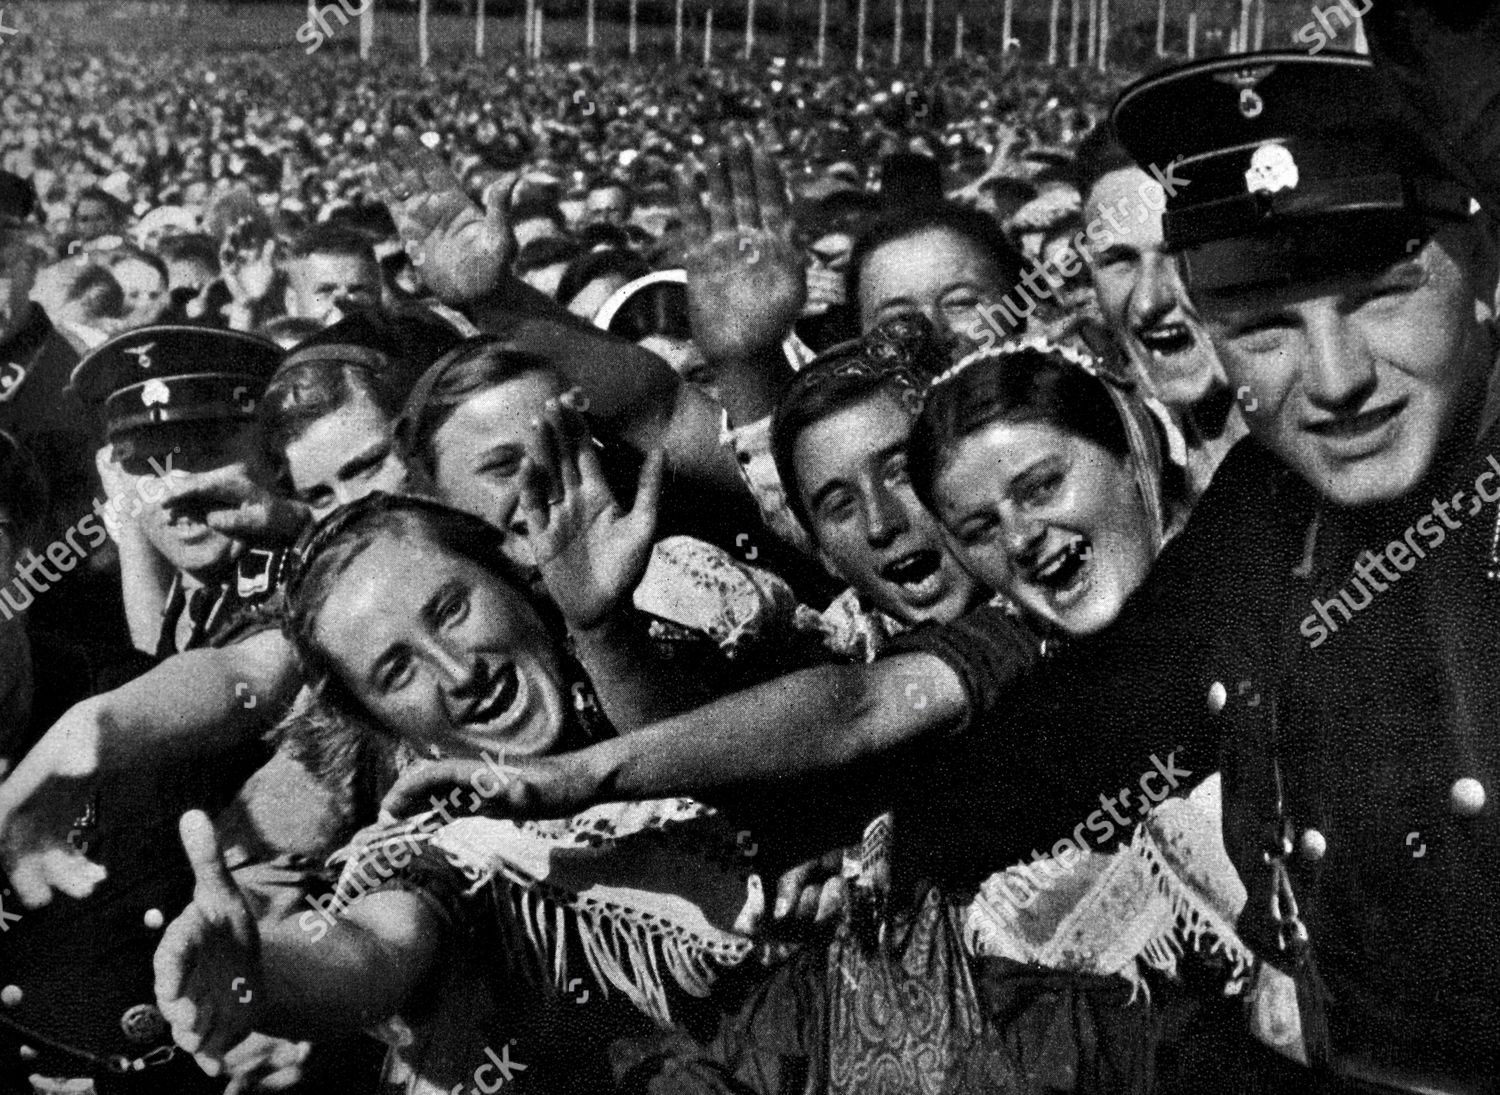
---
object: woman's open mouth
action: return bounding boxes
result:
[1029,537,1092,596]
[460,662,523,726]
[880,549,946,604]
[1136,322,1195,362]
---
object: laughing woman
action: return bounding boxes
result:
[153,495,779,1095]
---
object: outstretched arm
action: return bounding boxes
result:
[155,811,442,1073]
[0,631,299,907]
[381,651,968,820]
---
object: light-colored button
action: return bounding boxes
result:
[143,908,164,931]
[0,985,20,1007]
[1207,681,1227,714]
[1451,777,1486,817]
[18,1045,36,1060]
[1299,829,1327,862]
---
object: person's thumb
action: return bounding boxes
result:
[180,810,239,911]
[631,447,666,533]
[482,172,521,244]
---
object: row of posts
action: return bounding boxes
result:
[325,0,1368,71]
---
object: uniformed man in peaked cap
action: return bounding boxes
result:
[888,51,1500,1092]
[71,324,293,655]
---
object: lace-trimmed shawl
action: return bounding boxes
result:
[327,798,759,1027]
[962,774,1253,998]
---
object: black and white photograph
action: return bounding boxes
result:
[0,0,1495,1091]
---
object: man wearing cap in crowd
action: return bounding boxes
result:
[888,51,1500,1091]
[0,428,234,1095]
[1,326,305,1094]
[71,324,295,655]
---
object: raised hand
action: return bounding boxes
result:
[0,712,107,907]
[675,132,807,368]
[154,811,263,1077]
[159,461,310,546]
[220,217,279,308]
[372,127,519,306]
[517,396,665,633]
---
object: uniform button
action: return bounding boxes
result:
[1207,681,1227,714]
[1299,829,1327,863]
[0,985,20,1007]
[143,908,165,930]
[1450,777,1486,817]
[18,1045,36,1061]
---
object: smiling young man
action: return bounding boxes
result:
[1072,123,1248,496]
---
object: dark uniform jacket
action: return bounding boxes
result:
[894,429,1500,1083]
[0,613,271,1091]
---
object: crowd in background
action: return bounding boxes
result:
[2,4,1497,1095]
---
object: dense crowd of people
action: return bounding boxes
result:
[0,2,1498,1094]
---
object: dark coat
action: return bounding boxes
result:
[903,431,1500,1080]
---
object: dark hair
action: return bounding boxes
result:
[510,190,567,231]
[514,235,581,277]
[979,177,1041,227]
[64,264,124,317]
[770,331,932,538]
[259,361,403,492]
[794,189,880,248]
[393,337,558,479]
[604,278,691,343]
[555,249,650,311]
[908,349,1129,513]
[1071,121,1138,203]
[575,222,634,253]
[259,311,463,487]
[156,232,220,271]
[847,200,1026,318]
[73,187,126,223]
[288,223,377,264]
[284,493,562,735]
[0,430,47,550]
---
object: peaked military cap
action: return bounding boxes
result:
[70,325,283,440]
[1112,51,1474,291]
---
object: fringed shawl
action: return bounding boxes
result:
[327,797,760,1028]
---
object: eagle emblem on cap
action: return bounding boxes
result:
[1215,65,1276,119]
[122,342,156,371]
[141,378,171,407]
[1246,143,1299,196]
